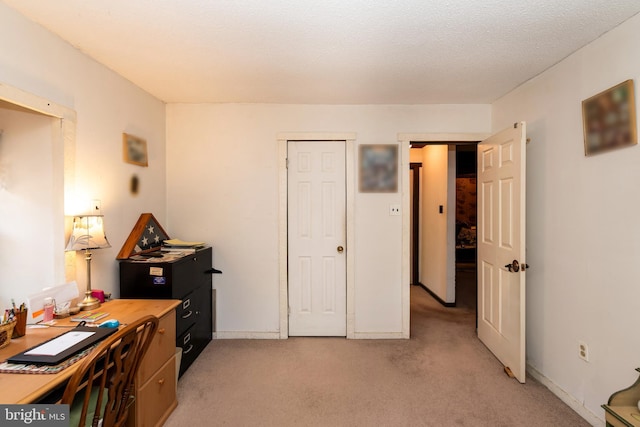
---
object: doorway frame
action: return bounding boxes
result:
[399,132,489,306]
[410,162,422,286]
[278,133,357,339]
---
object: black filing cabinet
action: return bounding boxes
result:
[119,247,213,377]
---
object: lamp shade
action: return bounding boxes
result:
[65,215,111,251]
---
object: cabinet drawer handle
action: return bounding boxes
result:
[183,333,191,345]
[158,328,166,335]
[182,299,191,310]
[158,378,165,385]
[183,344,194,355]
[181,310,193,319]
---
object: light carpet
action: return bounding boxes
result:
[165,286,590,426]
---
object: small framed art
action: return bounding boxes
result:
[582,79,637,156]
[359,144,398,193]
[123,133,148,166]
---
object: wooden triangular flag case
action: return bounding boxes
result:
[116,213,170,259]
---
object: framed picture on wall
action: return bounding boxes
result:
[123,133,148,166]
[359,144,398,193]
[582,79,637,156]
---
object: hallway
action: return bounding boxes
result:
[455,261,477,310]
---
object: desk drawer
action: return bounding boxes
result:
[137,310,176,384]
[133,355,177,427]
[177,324,198,376]
[177,325,194,355]
[176,292,197,337]
[177,320,210,377]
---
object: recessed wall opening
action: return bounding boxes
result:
[0,83,77,309]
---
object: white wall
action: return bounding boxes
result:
[0,107,56,308]
[166,104,490,335]
[492,12,640,423]
[419,145,451,302]
[0,3,166,302]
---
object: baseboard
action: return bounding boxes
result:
[352,332,406,339]
[214,331,281,339]
[214,331,405,339]
[416,283,456,307]
[526,363,602,426]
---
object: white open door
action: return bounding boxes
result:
[477,122,527,383]
[288,140,347,336]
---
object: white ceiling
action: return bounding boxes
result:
[4,0,640,104]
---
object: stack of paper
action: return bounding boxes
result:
[163,239,205,247]
[162,238,206,254]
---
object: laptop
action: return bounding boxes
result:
[7,326,118,366]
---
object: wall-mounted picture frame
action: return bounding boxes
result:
[582,79,637,156]
[123,133,148,166]
[359,144,398,193]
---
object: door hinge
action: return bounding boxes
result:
[513,122,518,129]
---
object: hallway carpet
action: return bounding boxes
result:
[165,287,590,426]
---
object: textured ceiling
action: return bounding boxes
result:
[4,0,640,104]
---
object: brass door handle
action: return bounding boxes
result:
[337,246,344,253]
[504,260,520,272]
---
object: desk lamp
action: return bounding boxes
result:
[65,215,111,311]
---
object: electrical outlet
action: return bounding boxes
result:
[578,341,590,362]
[389,204,401,216]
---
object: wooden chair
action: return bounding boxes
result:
[62,315,159,427]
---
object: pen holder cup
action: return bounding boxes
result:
[0,320,16,349]
[12,310,28,338]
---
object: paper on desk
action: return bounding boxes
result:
[27,281,80,323]
[24,331,94,356]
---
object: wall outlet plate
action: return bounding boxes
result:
[578,341,590,362]
[389,204,401,216]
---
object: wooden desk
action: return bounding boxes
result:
[0,299,180,426]
[603,368,640,427]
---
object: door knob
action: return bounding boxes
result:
[504,260,520,272]
[337,246,344,253]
